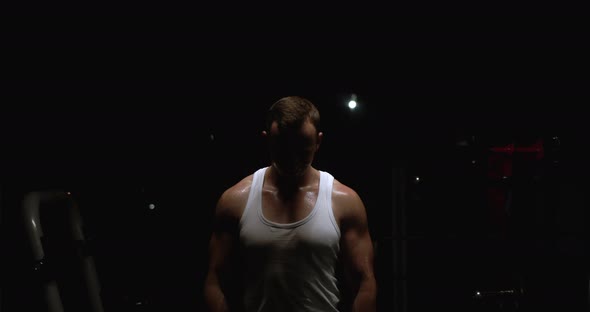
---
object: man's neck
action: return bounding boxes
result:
[267,166,319,193]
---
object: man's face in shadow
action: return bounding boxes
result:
[265,120,322,178]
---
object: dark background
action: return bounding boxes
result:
[1,7,588,312]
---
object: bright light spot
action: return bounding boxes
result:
[415,176,420,182]
[66,191,71,195]
[32,220,37,228]
[148,204,156,210]
[476,291,481,296]
[348,93,358,110]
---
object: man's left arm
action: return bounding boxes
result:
[340,189,377,312]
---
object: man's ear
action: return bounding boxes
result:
[316,132,323,151]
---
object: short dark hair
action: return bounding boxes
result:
[266,96,320,133]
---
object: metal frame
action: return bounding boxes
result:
[22,190,104,312]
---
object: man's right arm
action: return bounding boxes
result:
[204,189,241,312]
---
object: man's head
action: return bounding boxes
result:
[263,96,323,177]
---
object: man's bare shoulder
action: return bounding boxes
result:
[332,179,366,220]
[215,174,254,220]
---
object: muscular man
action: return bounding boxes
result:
[204,96,376,312]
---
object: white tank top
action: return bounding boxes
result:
[239,167,341,312]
